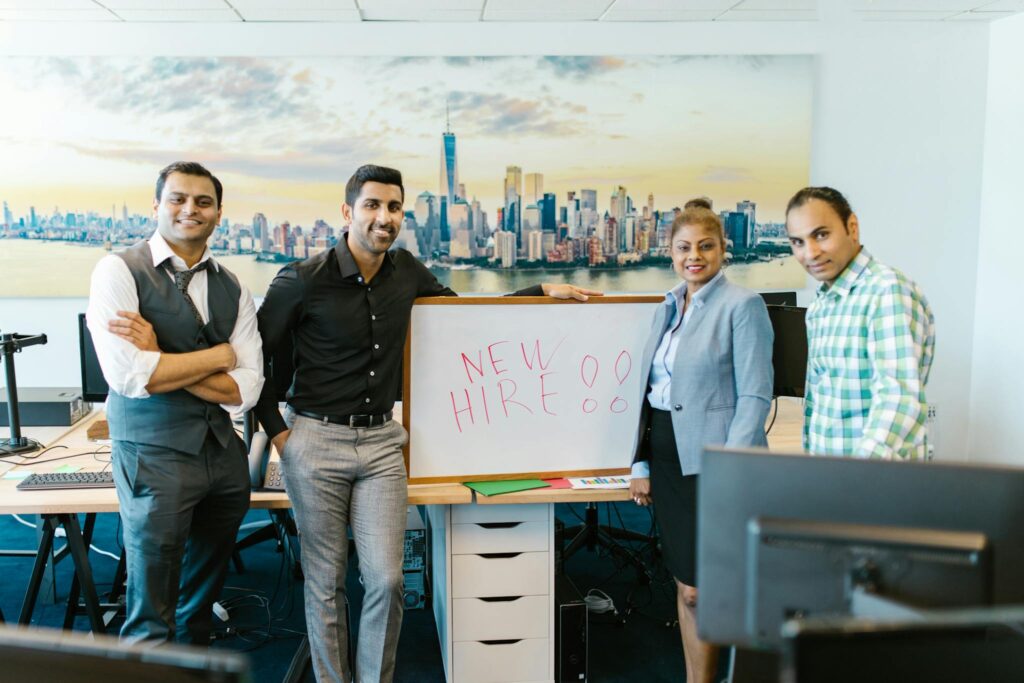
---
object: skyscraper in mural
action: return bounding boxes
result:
[504,165,522,250]
[438,103,460,248]
[440,103,459,207]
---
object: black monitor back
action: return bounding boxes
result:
[783,607,1024,683]
[766,305,807,397]
[78,313,108,403]
[0,625,251,683]
[759,291,798,307]
[697,448,1024,648]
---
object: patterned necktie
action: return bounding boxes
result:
[169,260,208,328]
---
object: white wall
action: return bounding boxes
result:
[969,13,1024,465]
[809,21,991,462]
[0,19,994,461]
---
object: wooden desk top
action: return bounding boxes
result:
[0,410,471,514]
[1,397,802,514]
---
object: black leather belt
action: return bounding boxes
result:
[295,409,393,428]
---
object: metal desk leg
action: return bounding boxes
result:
[108,552,127,602]
[59,513,106,633]
[34,513,58,603]
[62,513,97,629]
[18,515,59,624]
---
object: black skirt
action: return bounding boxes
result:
[649,408,699,587]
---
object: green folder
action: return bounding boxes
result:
[464,479,550,497]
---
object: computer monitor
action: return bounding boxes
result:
[697,448,1024,649]
[759,291,798,307]
[78,313,108,403]
[0,625,251,682]
[782,606,1024,683]
[766,305,807,397]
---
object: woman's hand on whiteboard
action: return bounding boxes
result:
[540,283,604,301]
[629,477,652,507]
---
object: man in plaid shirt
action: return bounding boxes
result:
[785,187,935,459]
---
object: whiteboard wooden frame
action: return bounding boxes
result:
[402,295,662,484]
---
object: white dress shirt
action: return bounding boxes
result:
[86,231,263,414]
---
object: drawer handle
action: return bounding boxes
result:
[477,552,521,559]
[478,596,522,603]
[476,522,521,529]
[478,639,522,646]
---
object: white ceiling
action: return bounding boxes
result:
[0,0,1018,23]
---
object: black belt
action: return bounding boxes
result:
[295,409,393,428]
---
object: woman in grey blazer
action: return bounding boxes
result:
[630,200,773,683]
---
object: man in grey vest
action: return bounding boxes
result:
[87,161,264,644]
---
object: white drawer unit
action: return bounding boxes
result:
[452,503,549,524]
[451,521,549,555]
[453,638,550,683]
[452,552,549,598]
[452,596,549,642]
[428,503,555,683]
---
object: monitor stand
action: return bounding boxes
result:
[1,332,48,455]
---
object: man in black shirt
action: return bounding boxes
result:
[255,165,596,683]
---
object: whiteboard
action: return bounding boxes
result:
[404,296,662,483]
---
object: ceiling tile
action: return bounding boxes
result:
[357,0,482,8]
[361,8,481,19]
[974,0,1024,9]
[103,0,227,8]
[608,0,730,8]
[0,8,119,19]
[485,0,610,9]
[602,8,724,18]
[229,0,356,7]
[0,0,96,7]
[946,8,1015,17]
[237,8,361,19]
[734,0,816,9]
[483,9,608,20]
[110,8,242,20]
[716,8,818,19]
[850,0,977,10]
[853,9,960,18]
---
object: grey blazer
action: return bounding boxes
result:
[632,274,774,476]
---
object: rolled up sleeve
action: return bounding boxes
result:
[222,283,265,413]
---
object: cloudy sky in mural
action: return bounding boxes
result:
[0,55,811,227]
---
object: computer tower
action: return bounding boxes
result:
[403,568,426,610]
[555,577,588,682]
[0,387,90,427]
[403,507,427,610]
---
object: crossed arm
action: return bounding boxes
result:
[108,311,241,404]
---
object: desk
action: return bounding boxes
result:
[0,410,470,634]
[4,399,803,681]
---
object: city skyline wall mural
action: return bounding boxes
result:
[0,55,813,298]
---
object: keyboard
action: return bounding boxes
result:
[16,471,116,491]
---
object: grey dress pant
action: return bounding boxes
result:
[282,412,408,683]
[111,432,250,645]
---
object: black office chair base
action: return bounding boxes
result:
[557,502,653,585]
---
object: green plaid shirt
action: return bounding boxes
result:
[804,248,935,459]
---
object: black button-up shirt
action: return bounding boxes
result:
[255,233,540,438]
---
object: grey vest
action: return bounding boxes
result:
[106,240,241,455]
